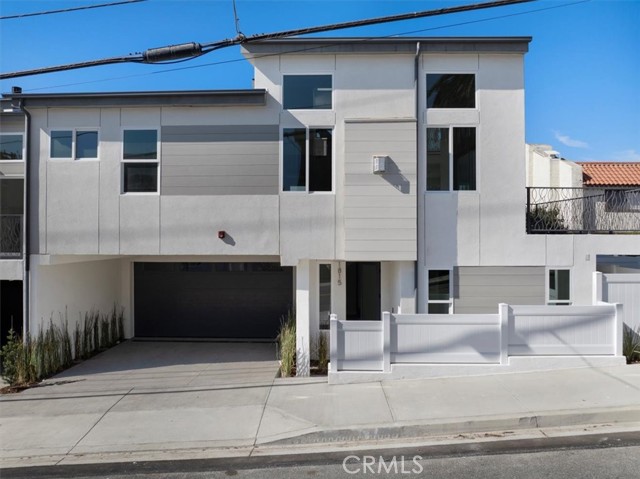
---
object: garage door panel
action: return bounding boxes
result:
[134,263,293,339]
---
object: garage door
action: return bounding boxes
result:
[134,262,293,340]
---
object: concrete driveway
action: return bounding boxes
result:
[0,341,285,465]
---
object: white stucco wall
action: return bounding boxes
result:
[29,255,127,337]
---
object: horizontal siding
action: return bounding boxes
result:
[454,266,545,314]
[161,124,278,195]
[344,120,417,261]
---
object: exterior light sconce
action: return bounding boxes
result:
[218,230,226,239]
[373,155,387,174]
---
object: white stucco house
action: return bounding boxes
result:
[1,37,638,378]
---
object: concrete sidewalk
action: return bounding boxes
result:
[1,341,639,468]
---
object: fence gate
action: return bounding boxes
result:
[603,273,640,331]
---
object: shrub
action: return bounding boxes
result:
[528,205,566,231]
[277,309,296,377]
[316,333,329,375]
[623,324,640,364]
[1,329,23,385]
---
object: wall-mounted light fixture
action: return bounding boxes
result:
[373,155,387,174]
[218,230,226,239]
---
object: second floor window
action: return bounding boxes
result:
[283,75,332,110]
[283,128,332,192]
[50,130,98,159]
[0,134,23,160]
[122,129,158,193]
[427,127,476,191]
[427,74,475,109]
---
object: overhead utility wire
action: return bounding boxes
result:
[0,0,146,20]
[0,0,535,80]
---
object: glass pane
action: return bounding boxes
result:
[0,135,23,160]
[549,269,570,301]
[427,128,449,191]
[0,178,24,214]
[123,130,157,159]
[309,128,332,192]
[123,163,158,193]
[428,303,450,314]
[50,131,72,158]
[76,131,98,158]
[319,264,332,330]
[453,127,476,191]
[427,74,475,108]
[283,75,332,109]
[283,128,306,191]
[428,270,450,300]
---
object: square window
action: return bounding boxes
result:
[50,130,73,158]
[283,75,332,110]
[123,163,158,193]
[0,134,23,160]
[427,74,475,108]
[123,130,157,160]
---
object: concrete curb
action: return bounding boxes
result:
[258,406,640,446]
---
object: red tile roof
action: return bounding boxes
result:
[576,162,640,187]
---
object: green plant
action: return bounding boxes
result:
[1,329,23,385]
[277,309,296,377]
[316,333,329,375]
[623,324,640,364]
[528,205,566,231]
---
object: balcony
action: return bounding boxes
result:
[0,214,23,258]
[526,187,640,234]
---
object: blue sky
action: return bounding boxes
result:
[1,0,638,162]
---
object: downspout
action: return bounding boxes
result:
[17,98,31,339]
[415,41,422,313]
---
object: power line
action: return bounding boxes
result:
[17,0,590,93]
[0,0,147,20]
[0,0,534,80]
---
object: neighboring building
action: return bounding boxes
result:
[1,37,638,375]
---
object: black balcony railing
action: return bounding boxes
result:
[526,187,640,234]
[0,214,23,258]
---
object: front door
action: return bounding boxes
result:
[346,262,381,321]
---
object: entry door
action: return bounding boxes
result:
[346,262,381,321]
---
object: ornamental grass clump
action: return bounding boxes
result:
[623,324,640,364]
[277,309,296,377]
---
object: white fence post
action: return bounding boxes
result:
[499,303,509,365]
[382,312,391,373]
[614,303,624,357]
[329,313,338,373]
[592,271,603,304]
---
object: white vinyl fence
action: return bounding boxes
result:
[594,272,640,331]
[330,302,622,373]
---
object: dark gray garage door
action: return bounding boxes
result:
[134,262,293,340]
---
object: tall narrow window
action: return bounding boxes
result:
[283,75,332,109]
[282,128,333,192]
[0,134,23,160]
[319,264,332,330]
[428,270,452,314]
[122,129,158,193]
[548,269,571,305]
[50,131,73,158]
[426,127,476,191]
